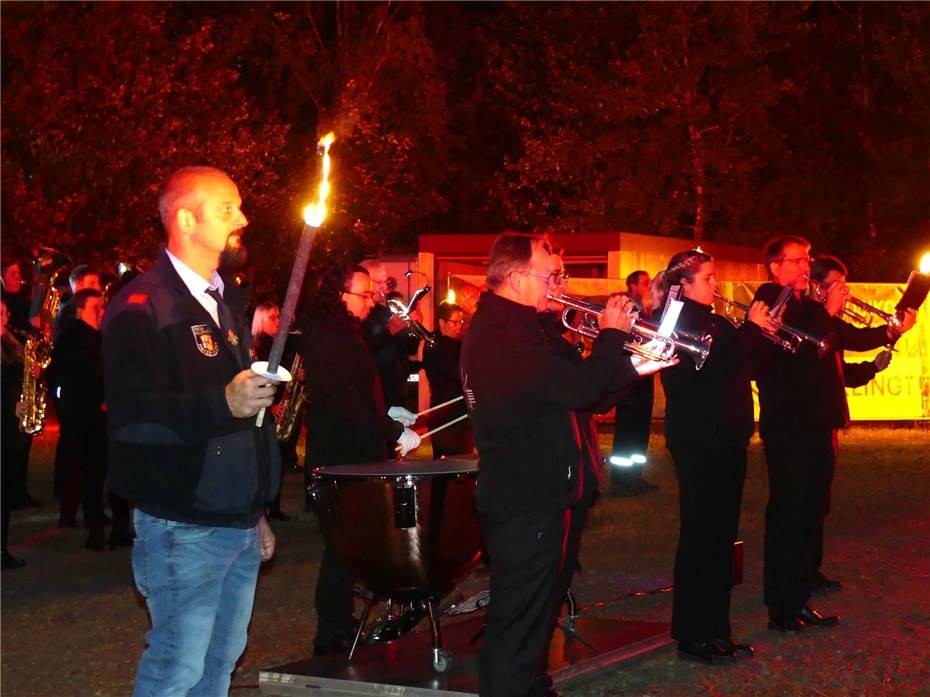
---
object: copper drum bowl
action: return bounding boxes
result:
[308,459,482,601]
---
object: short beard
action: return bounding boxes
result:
[219,235,248,271]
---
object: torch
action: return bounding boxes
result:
[253,132,336,427]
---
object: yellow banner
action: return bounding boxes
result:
[719,281,930,421]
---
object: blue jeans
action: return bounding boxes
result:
[131,510,261,697]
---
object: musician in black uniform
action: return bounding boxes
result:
[360,259,421,410]
[805,254,914,594]
[299,262,421,656]
[660,250,778,662]
[753,236,917,633]
[1,299,30,569]
[460,233,671,697]
[422,301,473,457]
[611,270,659,496]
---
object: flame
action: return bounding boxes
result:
[445,287,456,304]
[303,132,336,228]
[920,252,930,274]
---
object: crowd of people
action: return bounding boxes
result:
[0,165,918,697]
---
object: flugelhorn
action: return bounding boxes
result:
[547,293,713,369]
[713,291,830,357]
[387,285,435,348]
[808,277,902,329]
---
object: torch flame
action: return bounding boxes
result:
[445,287,456,304]
[920,252,930,275]
[303,131,336,228]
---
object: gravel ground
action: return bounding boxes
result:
[2,425,928,697]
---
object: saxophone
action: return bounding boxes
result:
[19,269,63,435]
[275,352,306,442]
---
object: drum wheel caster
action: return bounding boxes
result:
[432,648,452,673]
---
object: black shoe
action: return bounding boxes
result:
[313,639,350,657]
[268,508,292,522]
[811,571,843,596]
[1,551,26,570]
[108,532,135,549]
[85,528,106,552]
[677,639,738,663]
[714,637,754,656]
[798,604,840,627]
[58,516,80,529]
[767,613,807,633]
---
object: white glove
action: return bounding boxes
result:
[396,427,422,456]
[388,406,417,426]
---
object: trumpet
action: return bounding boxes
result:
[547,293,713,370]
[807,277,902,329]
[713,292,830,357]
[386,285,436,348]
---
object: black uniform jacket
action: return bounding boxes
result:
[460,292,639,521]
[51,319,104,428]
[753,283,889,437]
[422,334,468,428]
[538,311,630,496]
[103,250,279,528]
[299,309,404,468]
[661,297,763,452]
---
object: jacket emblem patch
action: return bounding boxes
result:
[192,324,219,357]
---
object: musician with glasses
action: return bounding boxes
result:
[422,301,473,457]
[460,233,672,697]
[298,262,422,657]
[360,258,422,410]
[803,254,915,595]
[660,250,778,663]
[751,235,917,634]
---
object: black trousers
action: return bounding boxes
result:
[762,428,837,615]
[313,540,356,648]
[2,437,31,552]
[670,445,747,642]
[611,376,654,481]
[59,418,107,528]
[480,510,564,697]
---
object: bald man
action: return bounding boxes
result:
[103,166,280,697]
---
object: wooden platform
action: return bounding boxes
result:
[260,615,671,697]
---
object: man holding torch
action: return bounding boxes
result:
[103,166,279,697]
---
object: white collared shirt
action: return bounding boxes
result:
[165,249,225,328]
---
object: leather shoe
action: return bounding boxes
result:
[811,571,843,596]
[715,637,754,656]
[313,639,350,657]
[2,551,26,570]
[767,613,807,633]
[798,604,840,627]
[677,639,738,663]
[85,527,106,552]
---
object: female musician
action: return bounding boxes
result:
[250,300,281,362]
[1,299,30,569]
[250,301,292,520]
[422,302,474,457]
[660,250,777,663]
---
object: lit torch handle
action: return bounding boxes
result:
[255,132,335,427]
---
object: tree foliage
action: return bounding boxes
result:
[2,2,929,285]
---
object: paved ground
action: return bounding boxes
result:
[2,425,928,697]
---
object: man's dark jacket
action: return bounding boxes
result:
[753,282,889,437]
[460,292,639,521]
[51,318,105,429]
[102,250,279,528]
[299,309,403,468]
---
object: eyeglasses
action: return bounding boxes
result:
[343,290,375,301]
[778,256,812,266]
[443,318,466,325]
[520,270,570,286]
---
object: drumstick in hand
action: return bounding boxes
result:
[415,395,464,418]
[395,413,471,454]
